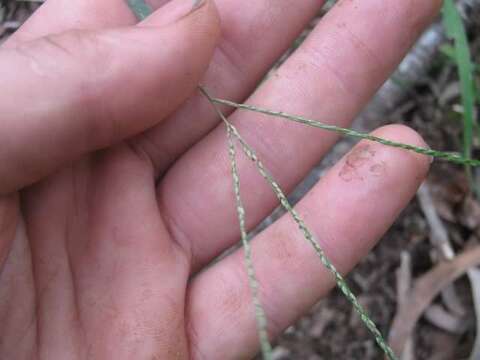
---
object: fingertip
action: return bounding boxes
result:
[134,0,221,86]
[318,124,431,266]
[370,124,431,180]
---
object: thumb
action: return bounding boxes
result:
[0,0,220,194]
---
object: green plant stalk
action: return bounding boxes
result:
[211,97,480,167]
[201,87,398,360]
[443,0,477,180]
[226,124,273,360]
[205,85,274,358]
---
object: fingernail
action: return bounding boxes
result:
[129,0,207,24]
[191,0,206,11]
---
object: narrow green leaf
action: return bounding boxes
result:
[442,0,477,169]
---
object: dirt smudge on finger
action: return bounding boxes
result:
[339,144,386,182]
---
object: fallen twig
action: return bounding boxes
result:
[389,246,480,355]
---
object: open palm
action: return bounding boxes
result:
[0,0,438,358]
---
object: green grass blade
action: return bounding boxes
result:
[442,0,477,168]
[440,45,480,73]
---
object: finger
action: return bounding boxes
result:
[185,125,430,358]
[157,0,441,270]
[6,0,326,175]
[0,0,219,194]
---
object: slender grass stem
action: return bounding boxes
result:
[226,125,273,360]
[201,87,273,359]
[211,97,480,167]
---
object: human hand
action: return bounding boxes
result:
[0,0,439,358]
